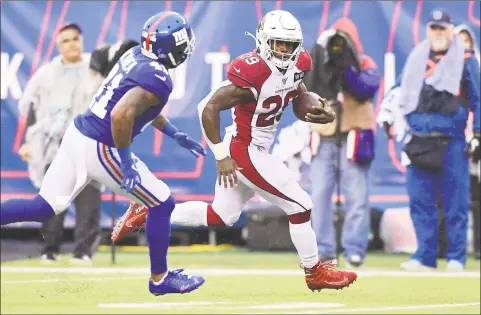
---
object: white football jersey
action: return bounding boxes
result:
[224,49,312,149]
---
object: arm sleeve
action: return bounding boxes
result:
[466,56,480,132]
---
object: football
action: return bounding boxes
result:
[292,91,331,122]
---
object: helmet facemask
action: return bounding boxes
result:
[264,37,302,70]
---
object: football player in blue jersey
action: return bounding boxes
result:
[1,11,207,296]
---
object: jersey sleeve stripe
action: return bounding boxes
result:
[148,12,175,32]
[106,146,164,206]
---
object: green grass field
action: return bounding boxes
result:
[1,248,480,314]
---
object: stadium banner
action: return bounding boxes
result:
[1,1,479,228]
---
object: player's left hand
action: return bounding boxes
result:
[173,132,207,157]
[120,158,141,193]
[306,98,336,124]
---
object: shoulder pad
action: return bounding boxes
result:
[227,50,271,92]
[296,49,312,72]
[133,61,173,99]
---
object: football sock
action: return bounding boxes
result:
[170,201,209,226]
[1,195,55,225]
[152,271,169,285]
[289,221,319,268]
[206,204,226,226]
[146,196,175,275]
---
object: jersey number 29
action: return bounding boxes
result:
[89,63,123,119]
[256,90,298,127]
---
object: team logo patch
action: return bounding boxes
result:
[282,77,288,85]
[173,28,188,46]
[294,71,305,82]
[258,17,265,31]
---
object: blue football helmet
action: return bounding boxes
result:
[140,11,195,68]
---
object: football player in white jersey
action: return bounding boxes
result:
[112,10,357,291]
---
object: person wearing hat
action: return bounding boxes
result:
[379,10,480,271]
[17,22,138,264]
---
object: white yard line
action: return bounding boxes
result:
[98,302,345,310]
[96,301,480,313]
[2,276,144,284]
[1,266,479,278]
[235,303,345,310]
[280,302,481,314]
[98,302,232,309]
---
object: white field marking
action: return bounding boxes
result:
[235,303,345,310]
[98,302,232,309]
[97,302,345,310]
[278,302,481,314]
[2,276,144,284]
[1,266,479,278]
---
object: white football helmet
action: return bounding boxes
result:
[254,10,303,70]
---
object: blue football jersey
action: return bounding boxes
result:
[75,46,173,147]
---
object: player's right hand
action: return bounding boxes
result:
[216,157,242,188]
[306,98,336,124]
[18,143,31,162]
[120,158,141,193]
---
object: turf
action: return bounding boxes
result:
[1,249,480,314]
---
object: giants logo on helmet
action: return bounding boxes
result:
[172,28,188,46]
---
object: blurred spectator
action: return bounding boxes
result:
[303,18,380,267]
[18,22,138,264]
[454,24,480,260]
[378,10,480,270]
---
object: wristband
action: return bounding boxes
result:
[211,142,228,160]
[117,146,132,163]
[162,121,179,138]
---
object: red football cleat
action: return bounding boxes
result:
[111,201,149,243]
[303,260,357,291]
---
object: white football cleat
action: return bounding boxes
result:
[400,259,436,271]
[70,254,92,265]
[446,260,464,272]
[346,254,363,268]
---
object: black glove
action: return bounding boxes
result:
[468,131,481,162]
